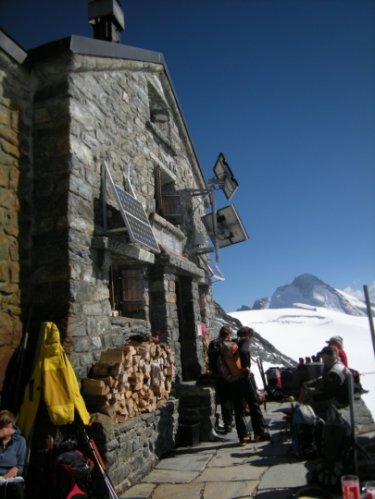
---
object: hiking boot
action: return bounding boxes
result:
[239,436,251,446]
[254,432,271,443]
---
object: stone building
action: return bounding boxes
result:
[0,28,218,375]
[0,7,243,493]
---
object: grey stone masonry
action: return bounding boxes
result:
[0,32,32,390]
[89,399,179,495]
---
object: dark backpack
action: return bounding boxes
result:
[290,404,324,459]
[208,339,220,374]
[51,435,94,499]
[309,405,353,490]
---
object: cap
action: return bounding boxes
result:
[325,336,343,348]
[237,326,255,338]
[320,346,337,357]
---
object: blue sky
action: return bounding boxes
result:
[2,0,375,311]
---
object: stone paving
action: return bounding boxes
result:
[121,400,375,499]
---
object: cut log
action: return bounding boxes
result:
[100,349,125,363]
[82,378,110,396]
[83,340,176,423]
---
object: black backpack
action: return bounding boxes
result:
[290,404,324,459]
[208,339,220,374]
[309,405,353,490]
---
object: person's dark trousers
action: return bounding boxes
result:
[0,482,25,499]
[233,376,267,439]
[215,376,234,429]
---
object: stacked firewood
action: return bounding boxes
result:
[81,341,176,423]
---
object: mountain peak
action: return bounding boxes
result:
[267,274,367,316]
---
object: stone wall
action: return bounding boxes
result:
[26,48,214,380]
[90,399,179,495]
[0,36,32,390]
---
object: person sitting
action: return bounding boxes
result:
[300,346,349,420]
[325,336,348,366]
[0,410,26,499]
[325,335,367,394]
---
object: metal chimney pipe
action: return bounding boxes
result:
[88,0,125,43]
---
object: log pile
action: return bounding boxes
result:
[82,341,176,423]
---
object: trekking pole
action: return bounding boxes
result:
[78,420,119,499]
[256,358,268,391]
[5,306,33,414]
[256,358,268,411]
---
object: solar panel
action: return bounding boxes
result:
[113,185,160,253]
[206,259,225,282]
[212,153,239,200]
[202,204,249,249]
[103,163,159,253]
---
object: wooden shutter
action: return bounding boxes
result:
[119,269,144,317]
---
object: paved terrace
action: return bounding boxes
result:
[121,399,375,499]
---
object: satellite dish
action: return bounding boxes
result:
[211,153,239,200]
[202,204,249,249]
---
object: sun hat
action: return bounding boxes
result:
[326,336,343,348]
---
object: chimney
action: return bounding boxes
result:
[88,0,125,43]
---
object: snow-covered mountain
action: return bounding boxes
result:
[249,273,372,316]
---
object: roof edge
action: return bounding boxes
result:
[28,35,165,66]
[0,28,28,64]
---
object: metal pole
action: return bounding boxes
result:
[363,285,375,357]
[346,369,358,476]
[210,187,220,261]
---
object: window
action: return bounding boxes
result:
[111,267,145,318]
[154,167,181,225]
[148,84,170,132]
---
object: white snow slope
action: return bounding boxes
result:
[229,306,375,421]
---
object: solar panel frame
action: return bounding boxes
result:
[206,259,225,282]
[113,185,160,253]
[103,162,159,253]
[202,204,249,249]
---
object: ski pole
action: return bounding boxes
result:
[78,420,119,499]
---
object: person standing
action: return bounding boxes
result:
[208,326,234,433]
[0,410,26,499]
[215,325,270,445]
[235,327,270,444]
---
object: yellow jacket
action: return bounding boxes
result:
[18,322,90,439]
